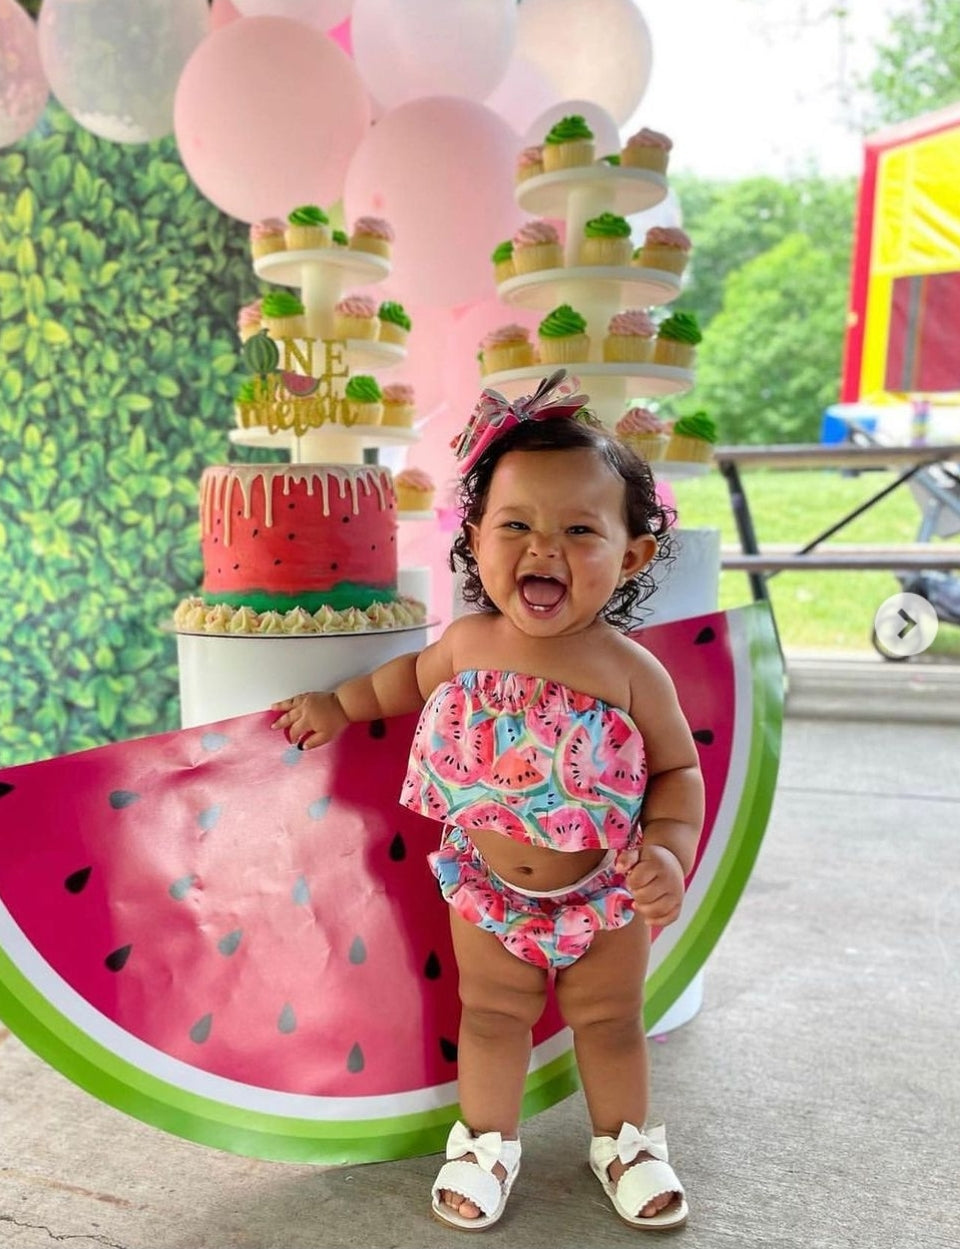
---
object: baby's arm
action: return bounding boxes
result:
[271,625,456,750]
[617,648,705,927]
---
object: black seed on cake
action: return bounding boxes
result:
[274,558,281,565]
[252,528,259,537]
[331,562,338,570]
[232,563,239,570]
[341,515,350,524]
[287,533,295,540]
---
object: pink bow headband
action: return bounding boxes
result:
[451,369,590,475]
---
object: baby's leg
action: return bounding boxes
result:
[555,919,680,1220]
[438,910,548,1220]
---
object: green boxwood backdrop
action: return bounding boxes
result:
[0,102,279,765]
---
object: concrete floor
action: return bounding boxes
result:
[1,706,958,1248]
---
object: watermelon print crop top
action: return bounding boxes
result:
[399,670,647,850]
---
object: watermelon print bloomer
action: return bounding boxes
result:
[400,670,647,850]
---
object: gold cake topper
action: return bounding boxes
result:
[237,335,354,436]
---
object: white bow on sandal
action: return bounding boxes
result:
[431,1120,521,1232]
[589,1122,688,1230]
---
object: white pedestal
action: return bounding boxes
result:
[175,624,432,729]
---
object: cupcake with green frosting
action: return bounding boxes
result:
[234,378,259,430]
[580,211,633,267]
[542,114,595,172]
[332,228,349,248]
[285,204,331,250]
[261,289,306,338]
[344,374,383,426]
[653,311,702,368]
[538,303,590,364]
[378,300,412,346]
[491,239,515,284]
[666,411,718,463]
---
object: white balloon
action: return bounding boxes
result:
[484,55,562,137]
[515,0,653,127]
[628,188,683,237]
[524,99,621,159]
[0,0,49,148]
[38,0,208,143]
[234,0,352,24]
[352,0,516,110]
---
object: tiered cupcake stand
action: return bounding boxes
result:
[175,242,435,729]
[487,162,720,630]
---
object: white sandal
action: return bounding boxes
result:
[430,1120,521,1232]
[589,1122,688,1230]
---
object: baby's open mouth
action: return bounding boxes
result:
[519,575,567,611]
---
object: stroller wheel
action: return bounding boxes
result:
[870,626,913,662]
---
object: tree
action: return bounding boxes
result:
[865,0,960,124]
[679,233,851,445]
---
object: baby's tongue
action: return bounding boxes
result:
[521,576,565,608]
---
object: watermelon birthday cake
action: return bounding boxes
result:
[174,464,426,635]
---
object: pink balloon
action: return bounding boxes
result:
[174,17,370,223]
[208,0,241,31]
[344,97,525,308]
[0,0,49,148]
[327,16,352,55]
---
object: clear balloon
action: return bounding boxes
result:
[515,0,653,127]
[484,55,562,138]
[351,0,516,110]
[38,0,208,144]
[344,96,525,308]
[628,188,684,238]
[174,16,370,223]
[234,0,354,26]
[0,0,49,148]
[523,99,621,161]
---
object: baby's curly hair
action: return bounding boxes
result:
[449,413,675,630]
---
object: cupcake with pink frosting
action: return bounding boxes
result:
[515,144,544,183]
[512,219,563,275]
[621,127,673,174]
[381,382,417,428]
[603,309,657,364]
[479,323,536,375]
[333,293,380,340]
[394,467,435,513]
[237,298,263,343]
[633,226,692,277]
[249,218,286,260]
[350,215,394,259]
[615,407,670,462]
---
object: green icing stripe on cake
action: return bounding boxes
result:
[584,211,631,239]
[202,585,400,614]
[657,311,702,345]
[545,114,593,143]
[538,304,587,337]
[287,204,329,226]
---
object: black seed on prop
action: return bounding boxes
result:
[695,626,716,645]
[369,719,386,739]
[105,944,132,972]
[0,782,14,799]
[347,1042,364,1073]
[424,951,441,980]
[217,928,242,956]
[190,1014,212,1044]
[291,875,311,906]
[277,1004,297,1034]
[693,729,715,746]
[389,832,406,862]
[108,789,140,809]
[169,874,198,901]
[439,1037,458,1063]
[348,935,367,964]
[64,866,92,894]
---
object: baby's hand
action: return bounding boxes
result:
[615,843,685,927]
[270,691,348,750]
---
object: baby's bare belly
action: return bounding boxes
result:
[468,827,607,893]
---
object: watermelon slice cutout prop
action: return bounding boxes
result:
[0,604,782,1165]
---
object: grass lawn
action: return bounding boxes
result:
[669,466,960,658]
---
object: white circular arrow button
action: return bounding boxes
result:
[873,592,939,658]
